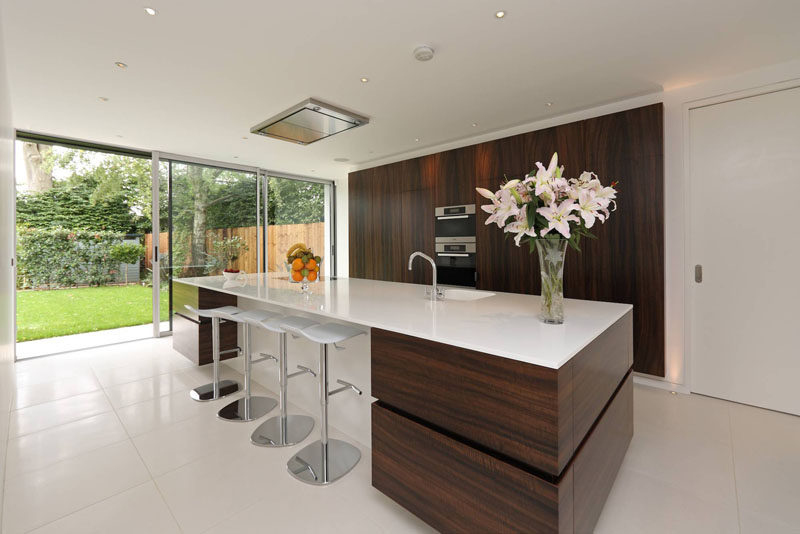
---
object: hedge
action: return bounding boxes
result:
[15,182,144,234]
[16,228,127,289]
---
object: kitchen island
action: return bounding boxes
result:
[174,274,633,533]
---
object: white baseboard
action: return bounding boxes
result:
[633,373,691,394]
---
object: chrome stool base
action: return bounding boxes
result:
[251,414,315,447]
[287,439,361,485]
[190,380,239,402]
[217,395,277,422]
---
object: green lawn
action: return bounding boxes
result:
[17,285,169,342]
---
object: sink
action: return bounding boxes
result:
[443,289,496,301]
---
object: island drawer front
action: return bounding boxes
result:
[171,283,239,366]
[371,327,563,475]
[172,283,237,323]
[372,402,573,534]
[371,311,632,476]
[372,372,633,534]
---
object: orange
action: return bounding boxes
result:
[291,258,304,270]
[307,271,317,282]
[291,270,303,282]
[305,258,317,270]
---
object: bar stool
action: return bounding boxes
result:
[185,305,242,402]
[217,309,280,422]
[286,322,365,485]
[250,316,318,447]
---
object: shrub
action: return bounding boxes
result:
[16,228,125,289]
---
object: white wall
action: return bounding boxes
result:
[0,19,16,529]
[339,58,800,390]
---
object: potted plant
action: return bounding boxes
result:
[476,153,618,324]
[211,236,249,280]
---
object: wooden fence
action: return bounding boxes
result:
[144,223,325,274]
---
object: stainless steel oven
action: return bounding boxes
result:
[435,204,476,242]
[435,204,476,287]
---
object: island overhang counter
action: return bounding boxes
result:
[173,274,633,534]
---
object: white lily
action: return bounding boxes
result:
[576,189,605,228]
[537,200,580,239]
[483,189,519,228]
[504,205,538,247]
[475,187,496,200]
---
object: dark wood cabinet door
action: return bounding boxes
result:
[349,103,665,377]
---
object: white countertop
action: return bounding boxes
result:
[174,274,632,369]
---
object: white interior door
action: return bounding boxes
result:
[689,86,800,415]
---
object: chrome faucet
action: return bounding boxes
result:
[408,252,443,301]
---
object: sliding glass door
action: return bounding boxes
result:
[266,175,334,278]
[157,157,261,332]
[14,136,154,359]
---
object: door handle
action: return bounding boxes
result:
[436,215,468,220]
[695,264,703,283]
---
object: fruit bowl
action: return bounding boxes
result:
[285,243,322,286]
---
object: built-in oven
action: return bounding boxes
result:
[435,204,476,242]
[435,204,476,287]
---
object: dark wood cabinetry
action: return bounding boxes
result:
[171,282,238,365]
[349,103,665,376]
[371,318,634,533]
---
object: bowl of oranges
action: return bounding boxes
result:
[285,243,321,285]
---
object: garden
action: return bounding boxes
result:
[15,142,326,344]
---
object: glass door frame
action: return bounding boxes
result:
[151,152,264,336]
[150,155,335,338]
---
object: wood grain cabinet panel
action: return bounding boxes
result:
[372,402,572,534]
[349,104,664,376]
[371,372,634,534]
[371,310,632,477]
[171,282,238,366]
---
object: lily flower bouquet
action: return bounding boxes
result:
[476,152,618,324]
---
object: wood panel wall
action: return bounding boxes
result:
[349,104,664,376]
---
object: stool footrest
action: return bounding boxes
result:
[328,379,363,397]
[289,365,317,379]
[219,347,241,356]
[251,353,278,365]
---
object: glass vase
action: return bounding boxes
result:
[535,238,568,324]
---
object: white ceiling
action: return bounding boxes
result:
[2,0,800,180]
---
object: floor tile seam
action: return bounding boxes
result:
[617,463,741,509]
[17,480,158,534]
[9,405,116,440]
[726,406,743,534]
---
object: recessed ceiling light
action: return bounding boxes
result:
[414,138,420,142]
[98,96,109,102]
[115,134,124,138]
[144,7,157,16]
[333,157,350,162]
[495,10,506,18]
[360,77,369,83]
[233,156,239,159]
[546,102,553,107]
[471,122,478,127]
[114,61,128,70]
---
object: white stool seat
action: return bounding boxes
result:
[298,323,365,345]
[186,305,242,402]
[234,309,280,326]
[185,305,242,321]
[260,315,319,334]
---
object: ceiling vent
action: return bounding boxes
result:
[250,98,369,146]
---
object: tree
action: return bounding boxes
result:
[110,243,145,284]
[21,143,54,192]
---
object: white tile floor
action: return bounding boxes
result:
[1,337,798,533]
